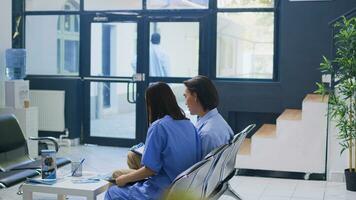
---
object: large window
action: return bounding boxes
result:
[26,14,80,75]
[26,0,80,11]
[216,0,275,79]
[149,22,200,78]
[147,0,209,9]
[84,0,142,10]
[23,0,276,79]
[26,0,80,75]
[218,0,274,8]
[57,14,80,74]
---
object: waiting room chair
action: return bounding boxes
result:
[166,154,219,199]
[0,114,71,188]
[165,144,229,199]
[206,124,256,200]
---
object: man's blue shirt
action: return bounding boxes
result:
[195,108,234,157]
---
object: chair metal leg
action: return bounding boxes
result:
[223,182,242,200]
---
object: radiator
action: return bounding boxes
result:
[29,90,65,132]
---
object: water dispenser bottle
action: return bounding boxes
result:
[5,49,26,80]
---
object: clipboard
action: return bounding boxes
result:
[129,143,145,155]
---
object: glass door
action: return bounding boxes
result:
[81,13,209,146]
[146,16,208,123]
[82,14,146,146]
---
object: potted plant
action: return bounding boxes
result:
[315,16,356,191]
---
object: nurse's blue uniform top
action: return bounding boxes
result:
[196,108,234,157]
[105,115,201,200]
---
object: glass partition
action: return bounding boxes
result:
[216,12,274,79]
[90,82,136,139]
[91,22,137,77]
[26,15,80,75]
[147,0,208,9]
[149,22,200,77]
[85,0,142,10]
[218,0,274,8]
[26,0,80,11]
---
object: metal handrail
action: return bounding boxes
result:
[329,7,356,26]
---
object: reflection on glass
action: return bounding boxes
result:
[149,22,199,77]
[64,40,79,73]
[85,0,142,10]
[218,0,274,8]
[90,82,136,139]
[216,12,274,79]
[169,83,197,124]
[91,23,137,77]
[147,0,208,9]
[26,15,80,75]
[26,0,80,11]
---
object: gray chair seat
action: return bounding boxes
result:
[0,170,40,188]
[10,157,71,171]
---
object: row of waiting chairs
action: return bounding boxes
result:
[0,114,71,188]
[166,124,256,200]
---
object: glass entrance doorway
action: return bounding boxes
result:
[82,14,145,146]
[82,13,207,146]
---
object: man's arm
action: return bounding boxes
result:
[115,166,155,186]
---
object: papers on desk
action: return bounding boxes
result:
[71,174,111,184]
[71,178,101,184]
[26,173,110,185]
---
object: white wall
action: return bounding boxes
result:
[0,0,12,106]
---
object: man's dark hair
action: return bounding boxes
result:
[151,33,161,45]
[145,82,186,124]
[183,75,219,111]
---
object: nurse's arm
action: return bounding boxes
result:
[115,166,155,186]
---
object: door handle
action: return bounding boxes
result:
[127,81,136,104]
[132,73,145,82]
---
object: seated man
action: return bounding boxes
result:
[183,75,234,157]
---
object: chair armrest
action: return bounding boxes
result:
[29,137,59,152]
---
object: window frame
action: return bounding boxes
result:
[213,1,279,82]
[15,0,279,81]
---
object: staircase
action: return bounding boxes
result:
[236,94,328,173]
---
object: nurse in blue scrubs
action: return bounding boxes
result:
[105,82,201,200]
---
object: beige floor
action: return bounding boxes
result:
[1,145,356,200]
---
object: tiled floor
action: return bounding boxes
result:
[1,145,356,200]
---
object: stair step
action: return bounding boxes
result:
[253,124,276,138]
[303,94,328,103]
[278,109,302,121]
[238,139,251,155]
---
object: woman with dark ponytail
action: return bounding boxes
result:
[105,82,201,200]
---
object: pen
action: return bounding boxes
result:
[72,158,85,176]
